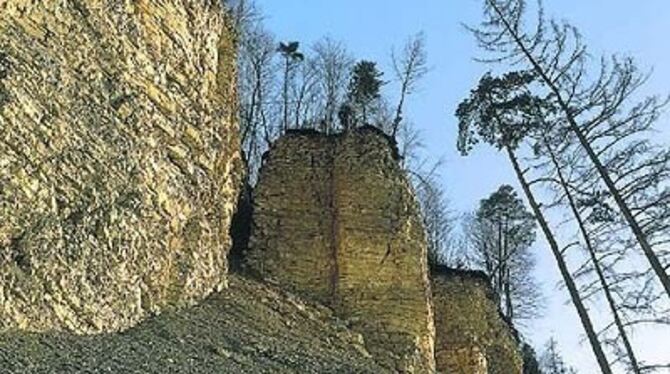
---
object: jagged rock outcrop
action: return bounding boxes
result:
[0,274,387,374]
[247,127,435,373]
[432,267,522,374]
[0,0,241,334]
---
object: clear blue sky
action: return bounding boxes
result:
[255,1,670,372]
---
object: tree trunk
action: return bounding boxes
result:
[392,81,408,139]
[498,221,504,306]
[282,58,290,133]
[487,0,670,300]
[506,146,613,374]
[545,142,641,374]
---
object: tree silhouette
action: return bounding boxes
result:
[468,184,541,324]
[346,60,385,126]
[278,41,304,132]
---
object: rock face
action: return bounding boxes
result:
[432,267,523,374]
[0,0,241,334]
[248,127,435,373]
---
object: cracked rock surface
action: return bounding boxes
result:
[247,127,435,372]
[0,0,241,334]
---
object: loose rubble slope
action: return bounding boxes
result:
[0,274,387,374]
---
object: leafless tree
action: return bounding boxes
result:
[311,37,354,133]
[414,165,456,268]
[391,32,429,139]
[291,58,321,129]
[238,22,277,181]
[534,134,642,373]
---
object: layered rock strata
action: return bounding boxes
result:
[0,0,241,334]
[248,127,435,373]
[432,267,522,374]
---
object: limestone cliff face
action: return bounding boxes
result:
[248,127,435,373]
[432,267,522,374]
[0,0,241,334]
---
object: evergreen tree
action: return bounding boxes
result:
[278,41,304,132]
[346,60,385,126]
[522,342,543,374]
[468,184,540,324]
[540,338,578,374]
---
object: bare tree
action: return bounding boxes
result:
[414,166,456,268]
[238,22,278,181]
[391,32,429,139]
[225,0,262,33]
[292,58,321,129]
[312,37,354,133]
[470,0,670,299]
[537,135,642,373]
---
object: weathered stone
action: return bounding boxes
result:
[432,267,522,374]
[0,0,241,334]
[248,127,435,373]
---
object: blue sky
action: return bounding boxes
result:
[255,1,670,372]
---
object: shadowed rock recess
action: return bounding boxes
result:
[247,127,436,373]
[432,267,523,374]
[0,0,241,333]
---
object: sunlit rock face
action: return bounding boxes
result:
[432,267,523,374]
[0,0,241,334]
[248,127,435,373]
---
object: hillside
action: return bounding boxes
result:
[0,274,386,374]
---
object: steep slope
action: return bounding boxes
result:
[0,0,240,334]
[0,274,387,374]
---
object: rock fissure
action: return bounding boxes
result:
[327,142,340,303]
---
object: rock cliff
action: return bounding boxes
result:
[0,0,241,334]
[432,266,522,374]
[247,127,435,373]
